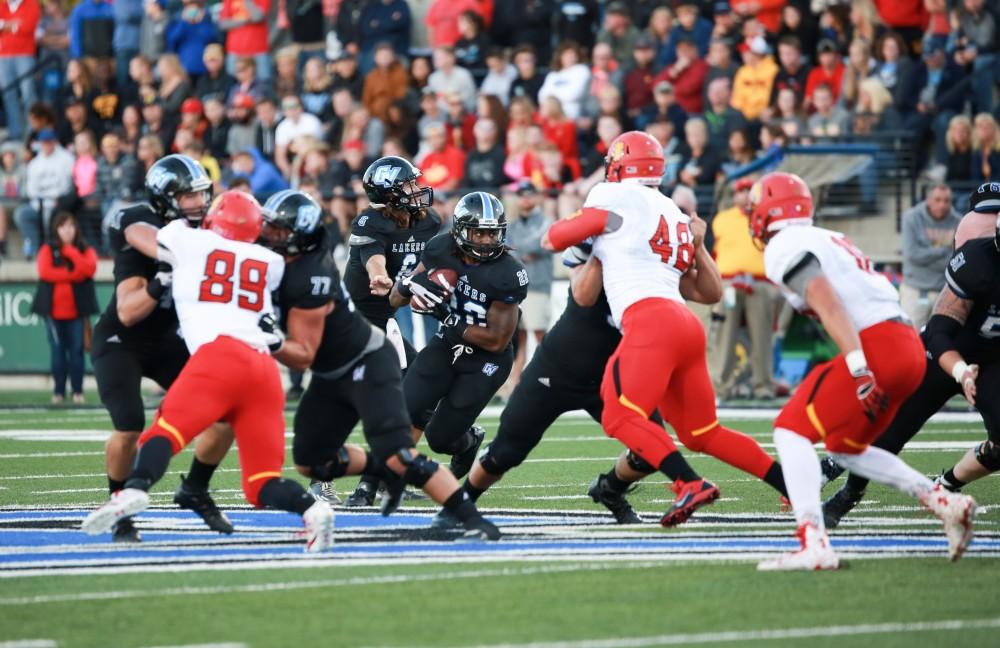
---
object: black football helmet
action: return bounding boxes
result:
[970,182,1000,251]
[452,191,507,261]
[260,189,324,255]
[362,156,433,215]
[145,154,214,224]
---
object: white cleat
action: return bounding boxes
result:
[921,485,976,561]
[82,488,150,536]
[303,501,335,553]
[758,522,840,571]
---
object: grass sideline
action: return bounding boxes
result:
[0,406,997,647]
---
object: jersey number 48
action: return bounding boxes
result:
[649,216,694,272]
[198,250,267,312]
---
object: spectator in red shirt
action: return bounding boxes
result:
[31,212,98,404]
[425,0,489,48]
[655,35,709,114]
[218,0,271,83]
[623,34,657,121]
[538,96,580,180]
[417,122,466,204]
[873,0,928,51]
[0,0,41,140]
[443,92,477,152]
[805,39,845,106]
[732,0,787,34]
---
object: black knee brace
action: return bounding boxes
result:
[975,440,1000,471]
[626,450,655,474]
[310,447,352,482]
[479,446,506,476]
[397,448,439,487]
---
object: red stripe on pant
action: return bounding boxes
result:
[600,298,776,479]
[137,336,287,506]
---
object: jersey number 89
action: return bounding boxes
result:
[198,250,267,312]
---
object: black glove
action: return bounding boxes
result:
[258,312,285,353]
[433,303,468,336]
[146,262,172,299]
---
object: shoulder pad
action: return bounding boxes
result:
[352,209,395,234]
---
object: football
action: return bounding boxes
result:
[411,267,458,312]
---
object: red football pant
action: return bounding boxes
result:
[775,321,926,453]
[600,298,776,479]
[138,335,287,506]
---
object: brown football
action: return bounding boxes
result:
[411,267,459,312]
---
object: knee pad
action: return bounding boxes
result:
[310,447,352,482]
[479,449,506,476]
[396,449,439,487]
[975,440,1000,471]
[626,451,655,474]
[481,437,529,475]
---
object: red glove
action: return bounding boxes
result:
[846,350,889,422]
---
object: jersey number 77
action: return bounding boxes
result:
[648,216,694,272]
[198,249,268,312]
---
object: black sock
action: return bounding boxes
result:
[658,451,700,483]
[360,452,381,477]
[462,479,485,502]
[258,478,315,515]
[444,487,480,522]
[108,477,126,495]
[845,472,870,493]
[763,462,788,498]
[357,472,381,488]
[942,468,966,489]
[185,457,218,490]
[604,469,631,493]
[124,436,172,491]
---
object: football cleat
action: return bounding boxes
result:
[660,478,720,527]
[111,517,142,543]
[344,480,377,507]
[819,455,845,489]
[308,480,342,504]
[822,485,866,529]
[379,478,406,517]
[174,474,234,534]
[302,501,335,553]
[587,474,642,524]
[83,488,150,536]
[430,507,463,530]
[458,516,501,542]
[933,472,963,493]
[758,522,840,571]
[449,425,486,480]
[920,484,976,561]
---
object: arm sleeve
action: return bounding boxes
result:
[781,252,823,299]
[546,208,613,251]
[358,242,385,267]
[944,244,984,301]
[283,259,335,310]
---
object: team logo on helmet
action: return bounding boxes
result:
[610,140,626,161]
[372,165,402,188]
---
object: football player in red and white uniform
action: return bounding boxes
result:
[82,191,334,552]
[750,172,976,570]
[542,131,790,525]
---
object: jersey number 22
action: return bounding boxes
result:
[198,250,267,312]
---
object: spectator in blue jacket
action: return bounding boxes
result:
[68,0,114,60]
[359,0,411,74]
[113,0,144,88]
[657,0,712,68]
[227,147,289,198]
[166,1,221,78]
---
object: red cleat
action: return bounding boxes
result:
[660,479,720,527]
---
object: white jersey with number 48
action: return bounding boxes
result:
[764,225,903,332]
[587,182,694,327]
[157,219,285,354]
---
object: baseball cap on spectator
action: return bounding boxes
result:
[64,95,84,108]
[515,180,539,196]
[817,39,838,55]
[635,35,656,50]
[655,80,674,94]
[923,39,946,58]
[606,1,629,15]
[733,177,754,191]
[375,41,394,53]
[37,128,57,142]
[342,139,366,153]
[748,36,769,55]
[231,93,255,110]
[714,1,731,14]
[181,98,203,115]
[485,46,504,60]
[677,35,698,49]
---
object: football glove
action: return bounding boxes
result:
[851,367,888,422]
[398,272,447,310]
[258,313,285,353]
[562,238,594,268]
[146,262,173,300]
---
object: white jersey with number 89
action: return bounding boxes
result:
[157,220,285,354]
[587,182,694,328]
[764,225,903,332]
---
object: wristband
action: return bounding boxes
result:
[396,279,412,298]
[845,349,868,376]
[952,361,971,384]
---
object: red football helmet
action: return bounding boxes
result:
[604,131,665,185]
[203,191,263,243]
[748,172,814,245]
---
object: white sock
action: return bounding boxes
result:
[773,428,824,531]
[830,446,934,499]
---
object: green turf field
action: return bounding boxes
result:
[0,405,997,648]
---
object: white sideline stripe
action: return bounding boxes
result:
[460,617,1000,648]
[145,644,247,648]
[0,562,655,603]
[0,642,57,648]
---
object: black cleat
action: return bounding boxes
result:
[822,485,865,529]
[587,475,642,524]
[449,425,485,480]
[285,385,304,402]
[934,473,963,493]
[459,516,501,541]
[430,507,463,530]
[820,456,846,489]
[344,481,377,507]
[111,517,141,543]
[174,475,234,534]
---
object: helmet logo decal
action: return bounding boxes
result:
[295,204,321,233]
[610,140,626,161]
[372,165,402,187]
[146,166,172,192]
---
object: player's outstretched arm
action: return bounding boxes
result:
[926,286,978,405]
[272,304,331,371]
[124,222,161,261]
[570,256,604,307]
[542,208,622,252]
[389,261,425,307]
[458,301,519,353]
[365,253,393,296]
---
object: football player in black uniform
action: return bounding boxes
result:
[389,192,527,483]
[341,156,447,506]
[94,154,232,541]
[823,185,1000,527]
[258,190,500,539]
[438,239,719,527]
